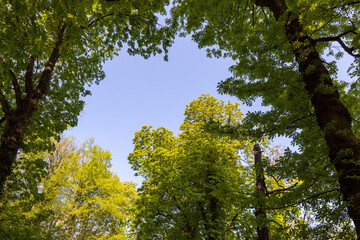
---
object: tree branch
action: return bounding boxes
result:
[267,172,285,189]
[80,13,115,30]
[226,213,239,232]
[24,55,35,96]
[315,30,360,58]
[344,1,360,6]
[267,182,298,196]
[9,69,21,105]
[270,188,340,210]
[352,117,360,124]
[37,24,66,95]
[269,219,283,228]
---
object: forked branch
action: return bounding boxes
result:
[315,30,360,58]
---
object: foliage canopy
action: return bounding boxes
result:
[0,0,174,193]
[169,0,360,236]
[0,137,137,240]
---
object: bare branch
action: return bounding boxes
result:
[9,69,21,105]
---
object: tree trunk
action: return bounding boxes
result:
[0,25,65,196]
[254,144,270,240]
[255,0,360,237]
[0,120,22,196]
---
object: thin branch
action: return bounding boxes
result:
[80,13,115,30]
[267,172,285,189]
[252,4,255,27]
[157,212,174,221]
[240,0,250,27]
[261,7,270,23]
[267,182,298,196]
[290,113,316,125]
[269,219,283,228]
[317,29,357,39]
[269,188,340,210]
[315,30,360,58]
[269,219,292,238]
[344,1,360,6]
[9,69,21,105]
[352,117,360,124]
[226,213,239,232]
[310,16,335,37]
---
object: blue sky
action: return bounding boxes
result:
[65,36,351,185]
[65,36,252,185]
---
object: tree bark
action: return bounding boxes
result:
[254,144,270,240]
[0,25,66,196]
[255,0,360,237]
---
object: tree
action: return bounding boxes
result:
[0,0,174,195]
[170,0,360,236]
[129,95,250,239]
[129,95,316,239]
[0,137,138,240]
[253,144,269,240]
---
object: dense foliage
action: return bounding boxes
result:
[169,0,360,236]
[2,0,360,238]
[0,138,137,240]
[0,96,357,239]
[0,0,174,194]
[128,95,355,239]
[129,95,250,239]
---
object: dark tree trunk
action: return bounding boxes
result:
[0,120,22,196]
[254,144,270,240]
[0,25,65,195]
[255,0,360,237]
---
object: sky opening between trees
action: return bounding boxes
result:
[1,0,360,239]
